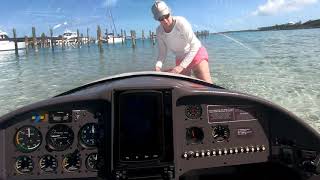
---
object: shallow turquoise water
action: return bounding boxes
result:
[0,29,319,131]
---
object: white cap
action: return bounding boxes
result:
[151,1,171,20]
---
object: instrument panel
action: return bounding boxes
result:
[4,109,101,179]
[3,102,270,179]
[0,73,319,180]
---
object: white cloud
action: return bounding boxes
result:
[53,24,62,30]
[53,22,68,30]
[252,0,318,16]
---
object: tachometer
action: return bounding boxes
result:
[39,155,58,172]
[15,126,42,153]
[79,123,98,148]
[15,156,34,174]
[86,153,98,171]
[62,150,81,172]
[46,124,74,151]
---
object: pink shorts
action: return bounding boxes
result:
[176,46,209,70]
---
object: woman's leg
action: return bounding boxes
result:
[193,60,213,83]
[176,58,191,76]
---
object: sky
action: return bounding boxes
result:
[0,0,319,38]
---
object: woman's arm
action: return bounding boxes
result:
[155,28,167,70]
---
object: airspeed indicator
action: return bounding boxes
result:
[15,126,42,153]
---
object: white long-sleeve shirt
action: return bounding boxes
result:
[155,16,202,69]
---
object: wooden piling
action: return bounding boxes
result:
[130,30,136,48]
[124,30,127,44]
[61,35,65,49]
[32,27,38,51]
[121,29,124,44]
[149,30,152,40]
[87,28,90,47]
[12,28,18,53]
[40,33,46,48]
[81,33,84,45]
[142,30,145,44]
[24,36,29,53]
[112,30,115,45]
[77,29,80,48]
[50,28,54,51]
[97,25,103,52]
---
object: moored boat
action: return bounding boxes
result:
[104,33,124,43]
[0,30,26,51]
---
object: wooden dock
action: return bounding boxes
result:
[4,26,210,52]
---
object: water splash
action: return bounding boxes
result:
[216,32,262,57]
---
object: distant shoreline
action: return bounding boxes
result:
[214,19,320,34]
[215,27,320,34]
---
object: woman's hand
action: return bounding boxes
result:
[155,67,161,71]
[170,66,184,74]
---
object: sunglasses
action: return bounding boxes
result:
[158,14,170,21]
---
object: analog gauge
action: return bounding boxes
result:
[86,153,98,171]
[62,150,81,172]
[15,126,42,153]
[46,124,74,151]
[39,155,58,172]
[212,125,230,142]
[186,127,204,144]
[79,123,98,148]
[185,105,202,119]
[15,156,34,174]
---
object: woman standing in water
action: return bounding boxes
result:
[152,0,213,83]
